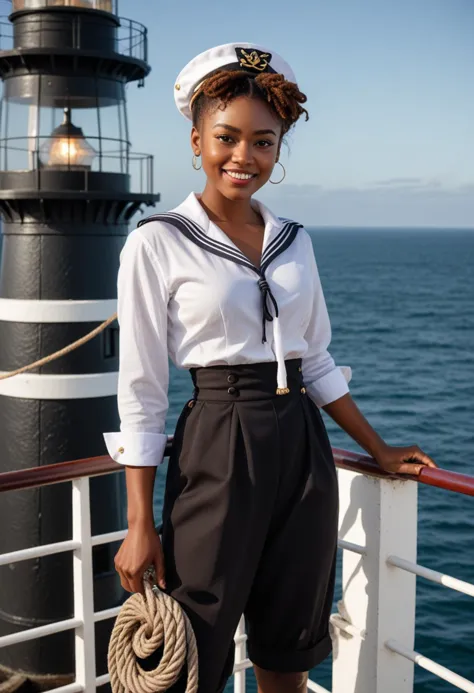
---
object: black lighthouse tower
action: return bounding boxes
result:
[0,0,159,684]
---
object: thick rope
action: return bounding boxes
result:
[0,313,118,381]
[0,664,74,692]
[108,570,198,693]
[0,671,26,693]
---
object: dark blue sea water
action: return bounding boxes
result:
[157,228,474,692]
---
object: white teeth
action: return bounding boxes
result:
[225,171,254,180]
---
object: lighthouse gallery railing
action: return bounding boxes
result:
[0,446,474,693]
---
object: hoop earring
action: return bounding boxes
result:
[192,154,202,171]
[269,161,286,185]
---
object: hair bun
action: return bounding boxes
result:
[255,73,286,89]
[255,72,309,125]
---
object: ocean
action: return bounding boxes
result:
[2,227,472,690]
[153,228,474,692]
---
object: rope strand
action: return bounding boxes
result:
[0,313,118,381]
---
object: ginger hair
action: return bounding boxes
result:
[191,69,309,136]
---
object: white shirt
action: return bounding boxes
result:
[104,193,351,467]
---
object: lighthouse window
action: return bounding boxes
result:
[103,325,119,359]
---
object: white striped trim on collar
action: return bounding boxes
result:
[260,221,302,272]
[140,212,256,272]
[138,212,302,274]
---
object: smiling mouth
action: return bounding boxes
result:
[222,169,258,181]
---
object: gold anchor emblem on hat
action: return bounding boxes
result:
[237,48,271,72]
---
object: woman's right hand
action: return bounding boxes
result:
[114,522,166,595]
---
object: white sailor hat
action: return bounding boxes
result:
[174,42,297,121]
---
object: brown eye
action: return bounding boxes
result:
[256,140,274,148]
[216,135,234,144]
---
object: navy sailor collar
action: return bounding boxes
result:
[138,192,302,275]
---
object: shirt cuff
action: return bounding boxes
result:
[103,431,169,467]
[306,366,352,407]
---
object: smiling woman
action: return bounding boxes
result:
[189,69,308,202]
[195,99,281,212]
[103,41,436,693]
[194,100,282,198]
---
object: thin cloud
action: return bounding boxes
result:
[371,178,445,191]
[373,177,426,187]
[261,183,474,228]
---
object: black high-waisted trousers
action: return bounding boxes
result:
[162,359,338,693]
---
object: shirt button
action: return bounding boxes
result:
[118,447,125,454]
[227,386,238,395]
[227,374,238,384]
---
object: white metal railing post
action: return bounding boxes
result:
[332,468,418,693]
[234,615,247,693]
[72,477,96,691]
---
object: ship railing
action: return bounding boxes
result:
[1,445,474,692]
[331,450,474,693]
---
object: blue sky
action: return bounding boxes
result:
[120,0,473,227]
[120,0,472,227]
[71,1,474,226]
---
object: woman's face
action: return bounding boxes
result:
[191,95,282,201]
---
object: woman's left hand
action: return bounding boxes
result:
[374,443,437,475]
[322,394,438,476]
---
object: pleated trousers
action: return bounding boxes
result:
[162,359,338,693]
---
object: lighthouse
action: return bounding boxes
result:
[0,0,159,683]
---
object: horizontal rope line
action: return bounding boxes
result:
[0,312,117,381]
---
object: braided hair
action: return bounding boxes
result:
[191,69,309,136]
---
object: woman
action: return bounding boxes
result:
[104,43,436,693]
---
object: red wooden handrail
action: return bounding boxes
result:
[333,448,474,497]
[1,442,473,497]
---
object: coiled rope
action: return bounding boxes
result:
[0,313,118,381]
[108,570,198,693]
[0,323,200,691]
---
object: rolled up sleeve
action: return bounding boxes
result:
[103,229,169,467]
[301,232,352,407]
